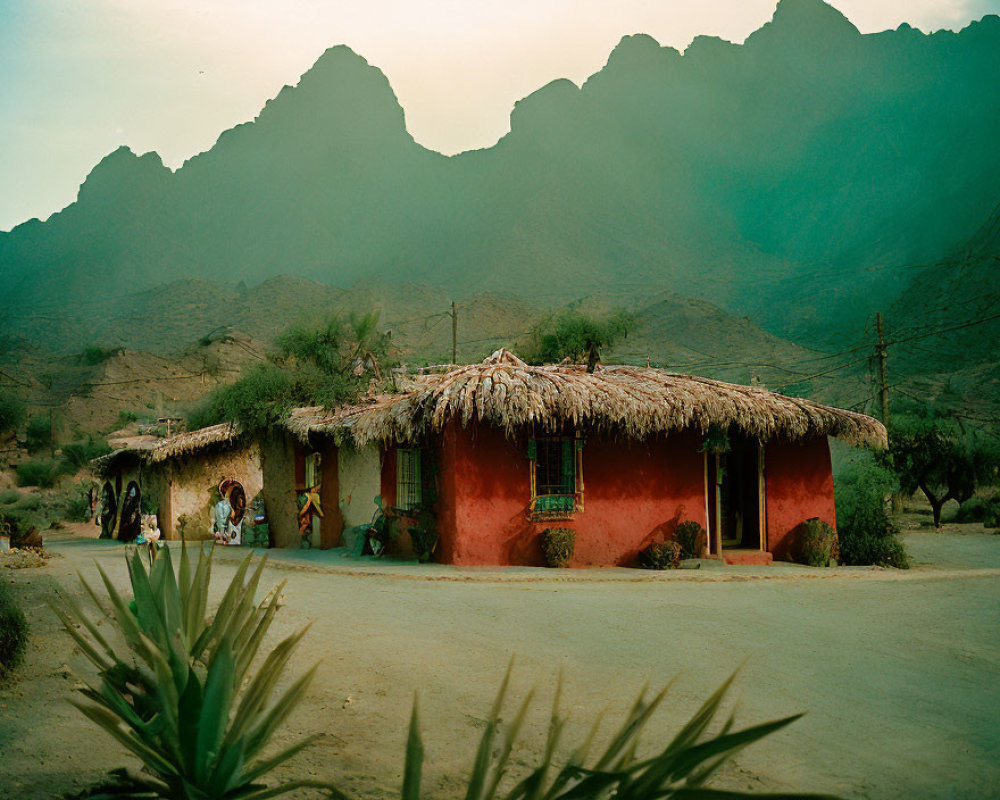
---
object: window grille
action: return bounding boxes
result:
[396,449,422,511]
[529,436,583,517]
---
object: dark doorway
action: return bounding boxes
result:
[708,437,762,551]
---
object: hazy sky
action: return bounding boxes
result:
[2,0,998,231]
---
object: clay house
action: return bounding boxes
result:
[270,349,886,566]
[94,422,262,541]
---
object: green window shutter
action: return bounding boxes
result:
[527,438,536,460]
[561,439,574,493]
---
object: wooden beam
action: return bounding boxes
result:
[714,454,723,558]
[758,443,767,551]
[703,451,710,555]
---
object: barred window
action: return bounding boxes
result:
[396,448,422,511]
[529,437,583,516]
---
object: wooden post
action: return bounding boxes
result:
[451,301,458,365]
[714,454,723,557]
[876,312,890,428]
[758,443,766,551]
[703,452,710,555]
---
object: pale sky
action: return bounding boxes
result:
[1,0,997,231]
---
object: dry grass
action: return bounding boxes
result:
[289,349,885,449]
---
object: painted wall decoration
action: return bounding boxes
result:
[118,480,142,543]
[98,480,117,539]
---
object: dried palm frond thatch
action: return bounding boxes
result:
[290,349,886,450]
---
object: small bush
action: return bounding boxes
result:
[25,415,53,454]
[0,489,21,505]
[0,581,28,680]
[0,390,26,435]
[60,437,111,471]
[836,463,910,569]
[639,540,683,570]
[675,521,707,559]
[795,518,838,567]
[64,492,92,523]
[15,459,62,488]
[948,496,988,523]
[12,493,41,511]
[80,345,118,366]
[409,525,438,563]
[541,527,575,567]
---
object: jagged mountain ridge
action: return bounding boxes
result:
[2,0,999,349]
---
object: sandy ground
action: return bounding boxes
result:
[1,520,998,800]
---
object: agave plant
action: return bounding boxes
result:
[402,666,838,800]
[53,544,341,800]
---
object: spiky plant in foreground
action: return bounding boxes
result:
[53,545,341,800]
[402,667,839,800]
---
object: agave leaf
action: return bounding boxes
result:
[402,697,424,800]
[661,671,739,760]
[670,791,841,799]
[592,680,671,773]
[655,715,805,790]
[206,735,246,796]
[196,640,237,781]
[200,551,255,657]
[244,662,320,760]
[226,625,312,750]
[234,779,352,800]
[178,539,192,600]
[78,570,112,619]
[243,734,321,785]
[177,667,204,776]
[71,700,180,778]
[47,598,115,673]
[484,687,535,800]
[233,588,280,683]
[96,562,152,661]
[59,590,117,659]
[465,660,513,800]
[128,550,167,644]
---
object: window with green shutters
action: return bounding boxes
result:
[528,436,583,517]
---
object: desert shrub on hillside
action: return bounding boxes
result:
[0,580,28,681]
[79,345,119,366]
[25,415,54,454]
[189,312,393,432]
[16,459,62,489]
[0,489,20,505]
[0,390,26,435]
[60,437,111,471]
[835,463,909,569]
[522,309,633,371]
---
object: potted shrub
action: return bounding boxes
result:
[541,527,575,567]
[675,521,708,559]
[639,540,683,570]
[795,517,839,567]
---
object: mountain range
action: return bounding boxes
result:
[1,0,998,409]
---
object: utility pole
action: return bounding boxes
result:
[875,312,890,428]
[451,301,458,365]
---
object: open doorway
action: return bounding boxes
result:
[707,437,763,551]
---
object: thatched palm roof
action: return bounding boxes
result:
[94,422,244,472]
[289,349,886,449]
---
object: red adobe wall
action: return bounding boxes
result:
[764,435,837,560]
[431,422,707,567]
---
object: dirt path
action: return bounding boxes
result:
[1,527,999,799]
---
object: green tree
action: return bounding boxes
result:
[0,390,26,435]
[190,312,395,432]
[523,309,632,372]
[881,411,999,528]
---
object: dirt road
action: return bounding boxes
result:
[1,527,998,799]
